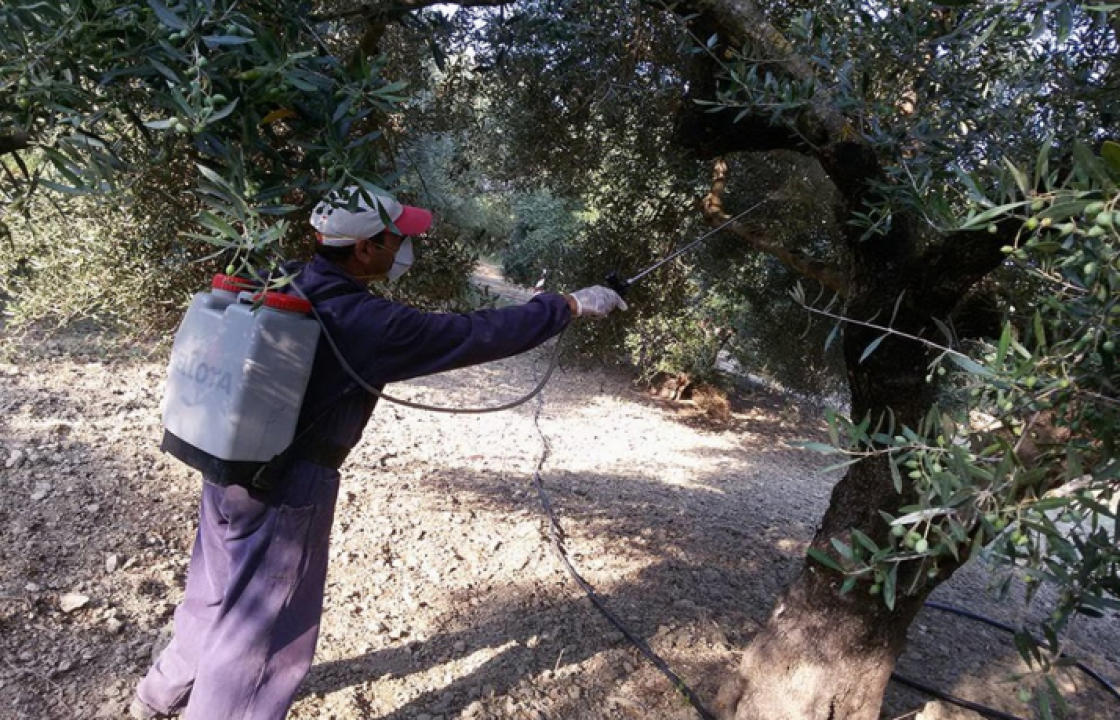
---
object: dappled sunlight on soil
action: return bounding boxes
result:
[0,332,1116,719]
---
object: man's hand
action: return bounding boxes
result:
[565,286,628,318]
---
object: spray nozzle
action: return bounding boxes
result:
[605,270,630,297]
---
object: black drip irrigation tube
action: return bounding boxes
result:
[533,455,1120,720]
[289,226,1119,718]
[923,601,1120,703]
[897,601,1120,708]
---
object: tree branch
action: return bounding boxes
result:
[688,0,850,144]
[310,0,508,23]
[0,131,31,156]
[673,106,815,159]
[916,217,1016,311]
[703,157,849,295]
[670,1,885,207]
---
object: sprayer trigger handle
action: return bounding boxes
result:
[605,271,630,297]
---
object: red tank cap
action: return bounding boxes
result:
[259,291,312,314]
[212,274,256,293]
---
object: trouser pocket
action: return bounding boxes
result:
[263,503,316,597]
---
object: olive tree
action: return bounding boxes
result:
[663,1,1119,717]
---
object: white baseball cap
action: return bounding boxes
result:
[310,186,433,247]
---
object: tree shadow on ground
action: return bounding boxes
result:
[0,355,201,719]
[6,348,1116,720]
[296,463,1120,719]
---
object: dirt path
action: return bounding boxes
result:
[1,328,1117,720]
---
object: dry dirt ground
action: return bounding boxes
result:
[1,278,1118,720]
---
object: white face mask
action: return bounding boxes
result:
[387,237,413,281]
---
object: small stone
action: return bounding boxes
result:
[453,640,466,653]
[87,503,101,513]
[5,449,24,468]
[106,618,123,634]
[525,634,540,649]
[30,482,50,501]
[915,700,985,720]
[60,592,91,613]
[105,554,119,573]
[56,659,74,674]
[416,714,432,720]
[25,582,40,593]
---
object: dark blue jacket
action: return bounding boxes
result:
[291,255,572,451]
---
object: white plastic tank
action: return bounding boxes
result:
[162,275,320,463]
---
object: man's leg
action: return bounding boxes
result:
[184,465,340,720]
[135,482,231,714]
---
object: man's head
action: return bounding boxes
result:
[310,187,432,282]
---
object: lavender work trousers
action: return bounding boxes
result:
[137,461,341,719]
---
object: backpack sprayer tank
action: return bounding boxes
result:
[160,274,321,482]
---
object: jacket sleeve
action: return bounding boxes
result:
[326,292,573,385]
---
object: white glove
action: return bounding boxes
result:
[568,285,628,317]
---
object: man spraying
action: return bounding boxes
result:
[131,188,626,719]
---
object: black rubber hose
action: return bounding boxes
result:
[923,600,1120,702]
[889,672,1026,720]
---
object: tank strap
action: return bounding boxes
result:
[297,441,350,470]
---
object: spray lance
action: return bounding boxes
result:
[294,199,770,417]
[158,199,770,489]
[603,198,770,298]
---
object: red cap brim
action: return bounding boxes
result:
[394,205,433,236]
